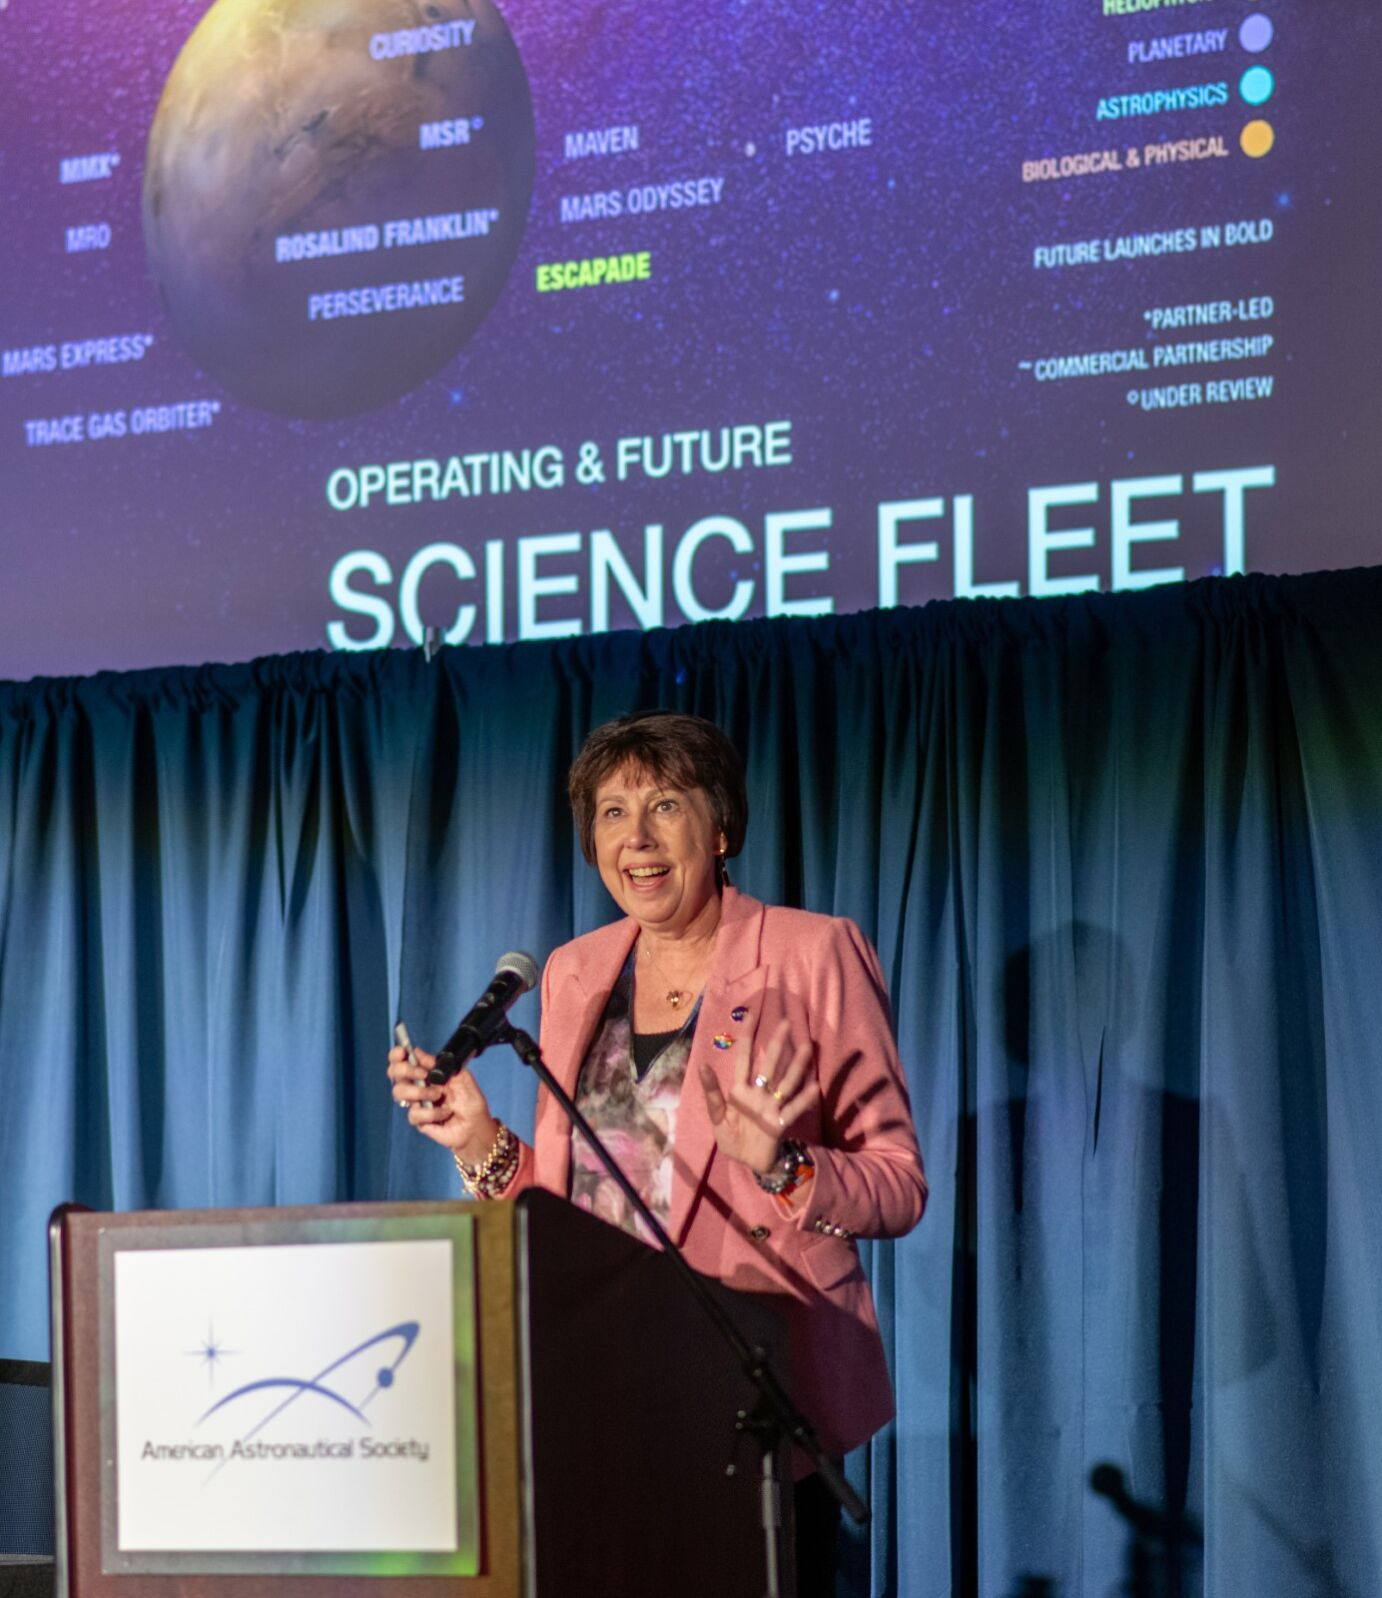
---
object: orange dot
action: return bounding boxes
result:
[1241,120,1275,158]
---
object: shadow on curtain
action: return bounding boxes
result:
[1,569,1379,1596]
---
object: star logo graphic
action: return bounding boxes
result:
[186,1322,239,1389]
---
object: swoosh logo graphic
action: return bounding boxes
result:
[197,1321,420,1451]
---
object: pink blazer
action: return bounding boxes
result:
[505,886,927,1461]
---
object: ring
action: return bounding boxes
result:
[753,1074,772,1090]
[769,1086,784,1102]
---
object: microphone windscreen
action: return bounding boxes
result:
[496,950,539,991]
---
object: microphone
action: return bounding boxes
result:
[425,951,539,1085]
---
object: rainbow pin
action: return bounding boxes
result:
[713,1033,734,1050]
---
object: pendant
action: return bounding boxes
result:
[667,990,683,1009]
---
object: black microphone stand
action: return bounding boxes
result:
[494,1021,868,1598]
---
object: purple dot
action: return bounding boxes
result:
[1240,14,1273,51]
[377,1367,394,1388]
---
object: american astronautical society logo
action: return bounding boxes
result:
[142,1319,431,1475]
[114,1237,461,1555]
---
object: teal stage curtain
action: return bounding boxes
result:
[2,569,1380,1596]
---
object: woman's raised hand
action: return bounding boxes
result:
[386,1042,500,1166]
[698,1017,819,1174]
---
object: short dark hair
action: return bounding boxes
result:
[567,710,748,865]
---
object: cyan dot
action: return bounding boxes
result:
[1240,65,1275,106]
[1240,15,1274,52]
[377,1367,394,1388]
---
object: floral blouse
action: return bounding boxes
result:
[568,956,699,1245]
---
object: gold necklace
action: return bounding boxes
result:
[639,938,712,1010]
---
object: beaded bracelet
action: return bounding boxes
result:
[754,1138,815,1206]
[454,1121,519,1199]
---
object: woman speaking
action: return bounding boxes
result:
[387,711,925,1592]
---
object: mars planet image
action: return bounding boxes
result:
[142,0,534,419]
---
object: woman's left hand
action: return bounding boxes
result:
[699,1018,819,1174]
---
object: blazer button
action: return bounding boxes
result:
[748,1225,770,1240]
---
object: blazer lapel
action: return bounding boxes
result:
[668,889,768,1245]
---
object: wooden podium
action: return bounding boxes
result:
[50,1190,792,1598]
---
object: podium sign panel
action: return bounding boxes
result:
[98,1217,480,1576]
[53,1194,788,1598]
